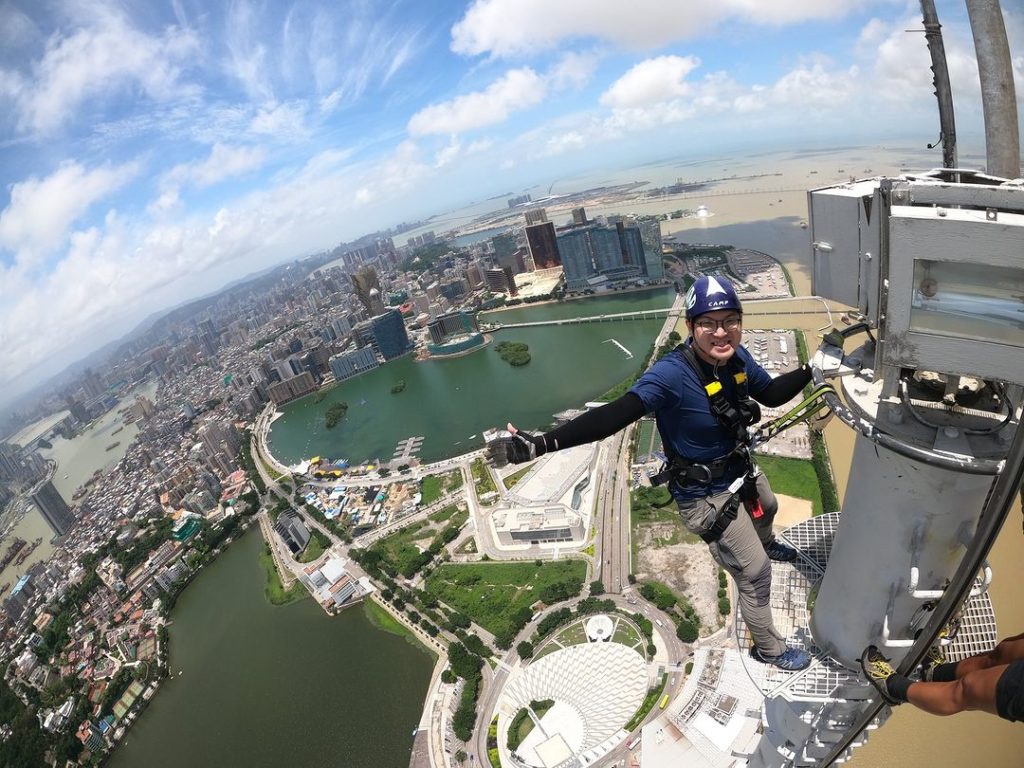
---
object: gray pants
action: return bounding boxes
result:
[677,473,786,657]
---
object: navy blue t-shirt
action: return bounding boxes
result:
[629,342,772,500]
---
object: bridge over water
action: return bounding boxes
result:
[484,297,833,330]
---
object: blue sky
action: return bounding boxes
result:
[0,0,1022,405]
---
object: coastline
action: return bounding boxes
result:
[480,282,672,317]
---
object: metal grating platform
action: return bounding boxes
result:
[733,512,999,699]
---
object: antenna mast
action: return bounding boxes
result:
[920,0,958,168]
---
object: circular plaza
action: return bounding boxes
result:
[495,614,651,768]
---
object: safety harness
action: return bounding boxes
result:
[649,344,760,493]
[650,343,836,542]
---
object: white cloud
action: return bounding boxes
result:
[250,101,310,140]
[452,0,870,57]
[600,55,701,108]
[0,4,41,54]
[0,135,448,391]
[549,51,601,90]
[434,139,462,168]
[151,143,267,217]
[408,68,546,135]
[0,160,139,268]
[407,54,595,138]
[224,0,273,101]
[2,7,199,136]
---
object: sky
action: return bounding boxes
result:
[0,0,1022,409]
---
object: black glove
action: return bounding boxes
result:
[506,429,547,464]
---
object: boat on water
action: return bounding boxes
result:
[105,441,121,452]
[14,538,42,567]
[62,473,69,479]
[0,538,26,570]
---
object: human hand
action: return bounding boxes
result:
[505,423,546,463]
[810,345,843,377]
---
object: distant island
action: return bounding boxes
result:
[325,402,349,429]
[496,341,531,366]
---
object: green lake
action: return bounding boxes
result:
[267,287,675,466]
[108,529,433,768]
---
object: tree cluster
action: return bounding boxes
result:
[495,341,531,366]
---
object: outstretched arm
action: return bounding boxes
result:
[752,364,812,407]
[505,392,647,463]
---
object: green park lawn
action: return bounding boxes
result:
[503,464,534,489]
[371,520,432,574]
[424,560,587,640]
[420,469,463,505]
[471,458,498,500]
[259,544,307,606]
[756,454,824,516]
[370,504,463,575]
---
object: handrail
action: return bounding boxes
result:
[808,327,1004,476]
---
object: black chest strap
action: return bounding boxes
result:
[650,345,762,494]
[676,344,760,442]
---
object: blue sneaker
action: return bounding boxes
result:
[751,645,811,671]
[764,540,798,562]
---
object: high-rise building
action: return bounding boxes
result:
[556,229,597,290]
[636,217,666,280]
[525,222,560,269]
[274,510,311,555]
[491,232,517,263]
[351,266,382,315]
[267,372,317,405]
[439,280,466,302]
[31,480,75,537]
[370,310,413,360]
[427,312,480,345]
[484,268,513,294]
[617,222,645,267]
[571,207,588,225]
[65,397,89,424]
[589,227,623,272]
[329,347,379,381]
[524,208,548,226]
[465,263,484,289]
[82,368,105,399]
[330,316,352,338]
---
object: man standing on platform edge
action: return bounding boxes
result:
[499,275,814,671]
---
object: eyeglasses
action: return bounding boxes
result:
[693,316,742,333]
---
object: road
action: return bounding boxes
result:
[594,429,633,595]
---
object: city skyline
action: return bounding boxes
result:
[1,0,1022,407]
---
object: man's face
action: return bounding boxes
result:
[686,309,742,366]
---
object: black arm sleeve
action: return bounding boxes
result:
[542,392,647,452]
[753,364,812,407]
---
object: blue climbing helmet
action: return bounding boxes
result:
[685,275,742,318]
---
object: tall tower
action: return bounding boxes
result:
[351,266,382,315]
[703,170,1018,768]
[636,217,665,280]
[525,222,560,269]
[31,480,76,537]
[523,208,548,226]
